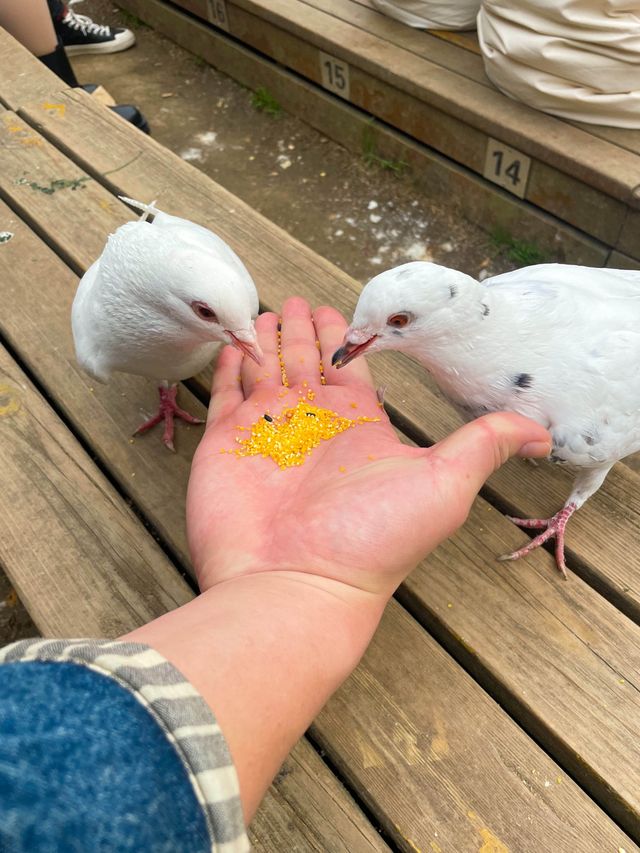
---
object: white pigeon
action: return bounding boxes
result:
[72,197,262,450]
[332,260,640,577]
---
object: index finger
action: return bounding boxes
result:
[206,344,244,427]
[313,305,375,389]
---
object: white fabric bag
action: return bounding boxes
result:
[371,0,481,30]
[478,1,640,128]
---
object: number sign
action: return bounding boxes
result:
[319,52,350,100]
[207,0,229,31]
[483,138,531,199]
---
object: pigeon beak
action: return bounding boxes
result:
[227,329,264,365]
[332,334,378,369]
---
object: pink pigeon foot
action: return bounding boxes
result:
[497,503,577,579]
[133,383,204,451]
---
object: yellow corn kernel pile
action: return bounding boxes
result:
[232,398,379,469]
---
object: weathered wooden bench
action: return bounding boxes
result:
[1,26,639,851]
[118,0,640,272]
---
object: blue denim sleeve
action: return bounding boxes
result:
[0,639,249,853]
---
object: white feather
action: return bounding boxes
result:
[71,198,259,385]
[347,260,640,510]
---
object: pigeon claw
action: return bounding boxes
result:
[133,383,204,451]
[497,503,577,580]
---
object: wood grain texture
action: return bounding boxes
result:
[0,344,192,637]
[303,0,489,86]
[2,224,632,853]
[343,0,640,160]
[314,601,638,852]
[0,153,388,853]
[0,109,134,274]
[0,27,68,109]
[250,738,390,852]
[398,498,640,836]
[227,0,636,240]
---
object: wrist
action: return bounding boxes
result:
[125,570,387,820]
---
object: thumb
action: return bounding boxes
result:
[428,411,551,505]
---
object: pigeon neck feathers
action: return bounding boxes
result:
[97,221,251,344]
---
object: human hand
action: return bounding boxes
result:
[187,297,551,602]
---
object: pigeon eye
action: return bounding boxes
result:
[387,313,410,328]
[192,301,218,323]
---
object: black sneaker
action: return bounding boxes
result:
[55,1,136,56]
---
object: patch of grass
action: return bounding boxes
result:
[251,87,281,116]
[16,176,90,195]
[118,9,146,29]
[192,54,207,69]
[490,227,547,266]
[361,123,408,175]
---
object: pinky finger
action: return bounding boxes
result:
[207,345,244,427]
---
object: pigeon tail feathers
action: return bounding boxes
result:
[119,196,160,222]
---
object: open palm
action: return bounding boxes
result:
[187,298,551,598]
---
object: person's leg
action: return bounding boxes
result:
[0,0,56,55]
[0,0,149,133]
[0,0,77,86]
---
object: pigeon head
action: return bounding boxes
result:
[103,227,263,365]
[162,248,263,364]
[332,262,478,368]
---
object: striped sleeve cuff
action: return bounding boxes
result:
[0,638,249,853]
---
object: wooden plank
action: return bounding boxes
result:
[250,738,390,852]
[6,89,640,614]
[570,121,640,158]
[301,0,488,86]
[0,109,132,275]
[618,207,640,260]
[608,249,640,271]
[222,0,640,204]
[353,0,485,53]
[0,344,192,637]
[397,498,640,838]
[5,218,632,850]
[527,159,626,248]
[1,214,634,849]
[0,26,69,109]
[350,0,640,157]
[146,0,634,246]
[314,600,639,851]
[112,0,606,267]
[375,358,640,621]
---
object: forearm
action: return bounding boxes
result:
[121,571,385,822]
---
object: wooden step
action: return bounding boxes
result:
[117,0,640,267]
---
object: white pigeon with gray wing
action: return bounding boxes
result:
[332,261,640,577]
[72,197,262,450]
